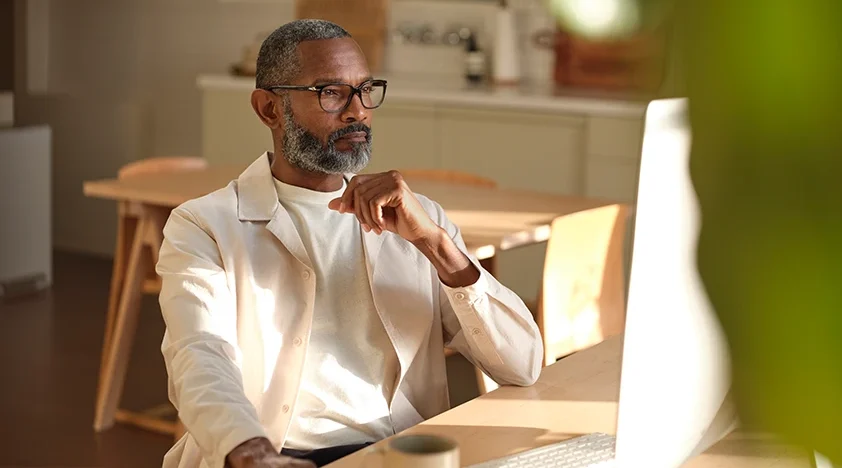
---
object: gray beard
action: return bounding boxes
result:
[281,105,372,174]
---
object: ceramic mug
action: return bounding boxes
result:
[365,434,460,468]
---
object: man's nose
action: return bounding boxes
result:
[340,92,369,123]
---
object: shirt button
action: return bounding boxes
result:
[302,270,311,280]
[293,337,303,346]
[455,292,466,300]
[282,404,290,413]
[472,327,482,335]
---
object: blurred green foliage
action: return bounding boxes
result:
[682,0,842,461]
[550,0,842,462]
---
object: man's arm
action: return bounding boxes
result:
[157,207,313,468]
[426,209,544,387]
[411,229,480,288]
[328,171,544,387]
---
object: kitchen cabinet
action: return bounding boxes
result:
[437,107,585,195]
[202,89,272,165]
[367,103,439,173]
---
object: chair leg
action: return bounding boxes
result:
[475,367,500,395]
[174,419,186,442]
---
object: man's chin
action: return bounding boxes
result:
[333,139,370,153]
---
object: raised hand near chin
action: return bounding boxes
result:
[328,170,442,243]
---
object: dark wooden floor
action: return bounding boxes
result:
[0,251,480,467]
[0,251,173,467]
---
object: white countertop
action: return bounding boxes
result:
[197,74,650,118]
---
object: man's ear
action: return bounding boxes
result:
[251,89,283,129]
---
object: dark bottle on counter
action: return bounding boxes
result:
[464,33,487,84]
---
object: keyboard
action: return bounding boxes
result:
[465,433,616,468]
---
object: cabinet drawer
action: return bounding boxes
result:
[585,158,640,203]
[586,116,644,161]
[202,90,271,166]
[368,102,438,173]
[437,106,585,195]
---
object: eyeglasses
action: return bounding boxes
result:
[263,79,388,114]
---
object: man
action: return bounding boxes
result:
[157,19,542,468]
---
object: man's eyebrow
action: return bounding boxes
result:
[311,76,375,86]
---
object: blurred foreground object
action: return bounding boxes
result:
[681,0,842,463]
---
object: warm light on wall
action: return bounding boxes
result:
[549,0,641,39]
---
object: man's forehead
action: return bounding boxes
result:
[297,37,370,84]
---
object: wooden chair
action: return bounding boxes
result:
[98,156,207,440]
[535,204,630,366]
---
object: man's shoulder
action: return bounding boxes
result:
[170,180,241,229]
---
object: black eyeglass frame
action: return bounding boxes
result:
[262,79,388,114]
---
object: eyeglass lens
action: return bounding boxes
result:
[320,82,386,112]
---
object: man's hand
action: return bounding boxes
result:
[226,437,316,468]
[328,171,440,242]
[329,171,480,288]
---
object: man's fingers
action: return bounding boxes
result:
[341,174,378,212]
[337,174,404,236]
[359,182,392,233]
[370,196,385,234]
[340,176,363,212]
[354,185,376,232]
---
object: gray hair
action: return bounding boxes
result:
[255,19,351,89]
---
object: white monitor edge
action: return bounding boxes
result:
[613,98,737,467]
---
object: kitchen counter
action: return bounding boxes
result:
[197,73,650,118]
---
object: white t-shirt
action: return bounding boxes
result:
[274,177,399,451]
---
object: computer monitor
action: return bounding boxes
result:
[613,98,738,467]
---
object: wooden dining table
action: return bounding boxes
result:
[325,335,813,468]
[82,164,627,435]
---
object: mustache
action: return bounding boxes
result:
[329,123,372,143]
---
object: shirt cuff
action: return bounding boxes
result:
[441,259,490,309]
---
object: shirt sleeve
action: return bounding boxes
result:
[156,207,268,468]
[432,204,544,387]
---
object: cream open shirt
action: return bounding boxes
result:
[157,153,544,468]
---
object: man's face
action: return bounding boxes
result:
[281,37,374,175]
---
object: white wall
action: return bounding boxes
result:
[15,0,297,256]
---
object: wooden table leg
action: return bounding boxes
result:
[97,202,135,403]
[94,206,169,431]
[94,214,151,430]
[475,367,500,395]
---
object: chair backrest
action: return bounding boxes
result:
[399,169,497,188]
[537,204,629,366]
[117,156,208,180]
